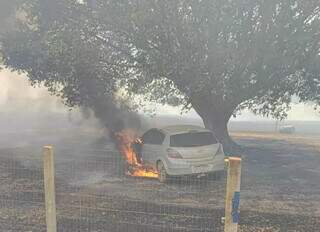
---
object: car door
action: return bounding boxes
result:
[141,129,165,168]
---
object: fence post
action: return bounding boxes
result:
[224,157,242,232]
[43,146,57,232]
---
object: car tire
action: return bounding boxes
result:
[157,161,168,183]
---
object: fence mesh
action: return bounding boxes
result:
[1,139,320,232]
[54,147,226,232]
[0,147,46,232]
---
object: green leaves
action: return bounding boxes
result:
[1,0,319,123]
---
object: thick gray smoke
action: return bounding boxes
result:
[0,69,64,113]
[87,97,142,134]
[0,69,107,147]
[0,69,144,147]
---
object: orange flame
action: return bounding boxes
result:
[116,129,158,178]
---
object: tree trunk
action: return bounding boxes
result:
[202,114,240,155]
[191,98,241,155]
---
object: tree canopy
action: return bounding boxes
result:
[1,0,320,152]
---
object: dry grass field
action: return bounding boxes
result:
[0,130,319,231]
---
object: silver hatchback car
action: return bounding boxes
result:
[133,125,225,182]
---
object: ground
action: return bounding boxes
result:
[0,130,319,231]
[234,132,320,232]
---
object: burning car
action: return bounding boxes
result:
[132,125,226,182]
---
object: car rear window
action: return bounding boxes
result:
[170,132,217,147]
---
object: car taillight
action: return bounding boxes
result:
[167,148,183,159]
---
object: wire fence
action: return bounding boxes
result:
[0,146,227,232]
[0,147,46,232]
[53,149,227,232]
[2,143,319,232]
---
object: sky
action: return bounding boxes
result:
[1,68,319,121]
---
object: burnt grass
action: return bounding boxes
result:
[0,134,320,231]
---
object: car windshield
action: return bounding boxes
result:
[170,132,217,147]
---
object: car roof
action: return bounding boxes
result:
[160,125,210,134]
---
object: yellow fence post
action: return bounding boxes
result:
[224,157,242,232]
[43,146,57,232]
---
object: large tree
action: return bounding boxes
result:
[1,0,320,152]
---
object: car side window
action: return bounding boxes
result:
[142,129,165,145]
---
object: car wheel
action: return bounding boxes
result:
[157,161,168,183]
